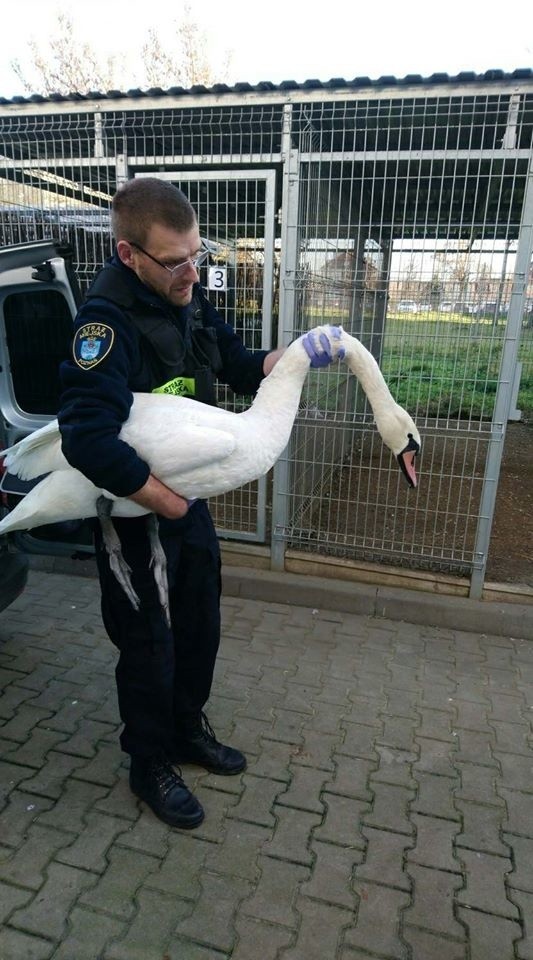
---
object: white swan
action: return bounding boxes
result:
[0,325,420,610]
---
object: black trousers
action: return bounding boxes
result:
[94,500,221,759]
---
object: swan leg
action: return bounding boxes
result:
[146,514,171,628]
[96,495,140,613]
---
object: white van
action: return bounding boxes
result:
[0,240,94,560]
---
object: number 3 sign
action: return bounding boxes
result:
[208,266,227,291]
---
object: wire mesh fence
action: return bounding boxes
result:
[0,81,532,590]
[281,91,533,590]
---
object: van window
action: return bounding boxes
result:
[4,289,73,415]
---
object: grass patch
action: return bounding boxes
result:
[382,319,533,419]
[297,312,533,421]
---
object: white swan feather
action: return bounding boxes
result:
[0,325,420,534]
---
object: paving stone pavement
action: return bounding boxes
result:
[1,569,533,959]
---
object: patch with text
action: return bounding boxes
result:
[73,323,115,370]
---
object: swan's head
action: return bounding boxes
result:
[375,404,421,488]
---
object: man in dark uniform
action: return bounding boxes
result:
[58,177,334,829]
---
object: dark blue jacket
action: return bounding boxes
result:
[58,254,268,497]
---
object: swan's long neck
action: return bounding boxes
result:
[243,339,311,436]
[341,332,396,419]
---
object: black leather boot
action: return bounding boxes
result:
[129,756,204,828]
[172,712,247,775]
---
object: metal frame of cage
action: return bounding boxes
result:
[0,78,532,597]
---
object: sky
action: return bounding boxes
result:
[0,0,532,97]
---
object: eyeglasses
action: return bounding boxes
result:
[128,240,209,277]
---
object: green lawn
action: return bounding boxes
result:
[299,309,533,420]
[382,315,533,420]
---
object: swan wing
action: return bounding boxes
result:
[1,419,66,479]
[128,423,238,478]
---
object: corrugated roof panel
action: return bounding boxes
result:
[0,68,531,106]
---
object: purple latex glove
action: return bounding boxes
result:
[301,327,345,368]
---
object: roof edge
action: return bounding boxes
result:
[1,68,532,106]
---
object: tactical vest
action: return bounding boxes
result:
[85,264,222,405]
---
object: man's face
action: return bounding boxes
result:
[119,221,203,308]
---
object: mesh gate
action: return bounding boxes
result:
[136,170,276,542]
[273,92,533,593]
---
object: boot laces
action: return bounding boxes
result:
[198,711,219,744]
[151,758,185,800]
[188,711,219,746]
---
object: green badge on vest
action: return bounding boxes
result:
[152,376,196,398]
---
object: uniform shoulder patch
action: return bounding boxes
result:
[73,323,115,370]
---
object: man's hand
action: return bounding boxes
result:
[129,475,189,519]
[263,347,285,375]
[301,327,345,368]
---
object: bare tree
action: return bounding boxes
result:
[11,12,125,95]
[450,251,474,303]
[398,255,421,301]
[10,5,232,96]
[142,5,231,88]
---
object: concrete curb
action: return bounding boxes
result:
[27,554,533,641]
[222,565,533,640]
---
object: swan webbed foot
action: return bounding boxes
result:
[96,495,141,613]
[146,513,171,628]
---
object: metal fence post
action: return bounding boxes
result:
[470,152,533,598]
[271,104,300,571]
[116,154,129,187]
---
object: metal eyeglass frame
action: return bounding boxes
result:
[127,240,209,277]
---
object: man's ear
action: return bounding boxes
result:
[116,240,134,268]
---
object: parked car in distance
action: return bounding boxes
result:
[474,301,508,318]
[0,531,28,614]
[396,300,419,313]
[452,301,476,315]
